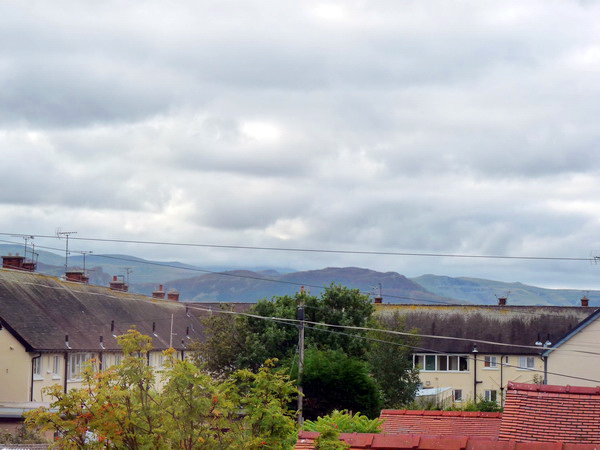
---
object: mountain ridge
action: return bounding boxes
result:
[0,245,596,306]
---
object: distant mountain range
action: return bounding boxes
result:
[0,245,596,306]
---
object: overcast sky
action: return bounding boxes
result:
[2,0,600,290]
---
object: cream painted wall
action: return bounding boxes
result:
[415,353,544,405]
[546,317,600,386]
[0,330,31,402]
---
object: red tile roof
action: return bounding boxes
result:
[500,382,600,444]
[379,409,502,438]
[295,431,599,449]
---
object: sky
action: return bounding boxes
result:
[2,0,600,290]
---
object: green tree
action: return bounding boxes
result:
[199,284,375,374]
[367,313,420,408]
[25,329,298,449]
[295,348,381,420]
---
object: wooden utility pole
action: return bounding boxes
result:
[297,286,305,425]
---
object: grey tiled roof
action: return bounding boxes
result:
[376,304,598,354]
[0,269,206,352]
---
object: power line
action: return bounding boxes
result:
[0,236,597,309]
[0,232,593,262]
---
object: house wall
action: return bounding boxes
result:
[546,317,600,386]
[415,353,544,405]
[0,330,31,402]
[28,349,185,401]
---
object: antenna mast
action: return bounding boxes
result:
[56,229,77,272]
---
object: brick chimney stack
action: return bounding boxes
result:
[581,296,589,307]
[65,270,89,284]
[498,297,507,306]
[152,285,166,299]
[167,289,180,302]
[109,275,128,292]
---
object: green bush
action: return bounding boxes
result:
[303,409,383,434]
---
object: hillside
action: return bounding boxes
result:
[412,274,598,307]
[1,245,597,306]
[156,267,458,304]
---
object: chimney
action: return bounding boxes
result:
[65,270,89,284]
[374,296,382,304]
[152,284,165,299]
[498,297,507,306]
[581,296,589,307]
[109,275,128,292]
[2,253,25,271]
[167,289,180,302]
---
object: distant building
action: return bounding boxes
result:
[375,300,597,405]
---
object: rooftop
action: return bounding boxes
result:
[500,382,600,444]
[380,409,502,438]
[0,269,206,352]
[376,304,596,354]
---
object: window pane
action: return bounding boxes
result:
[437,355,448,371]
[459,356,468,371]
[449,356,459,371]
[454,389,463,401]
[425,355,436,371]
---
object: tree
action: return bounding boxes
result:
[198,284,375,374]
[367,313,420,408]
[294,348,381,420]
[26,329,298,449]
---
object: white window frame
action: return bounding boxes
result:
[68,353,92,381]
[52,355,61,379]
[33,356,43,381]
[484,389,498,402]
[518,356,535,370]
[483,356,498,369]
[413,354,469,372]
[454,389,463,402]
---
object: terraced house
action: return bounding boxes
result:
[0,254,206,407]
[376,301,598,406]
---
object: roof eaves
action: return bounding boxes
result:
[542,307,600,357]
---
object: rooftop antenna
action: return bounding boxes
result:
[80,251,93,274]
[122,267,133,285]
[56,229,77,272]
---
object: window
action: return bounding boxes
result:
[425,355,436,371]
[413,354,469,372]
[484,390,498,402]
[484,356,498,369]
[154,353,164,368]
[519,356,535,370]
[114,354,122,366]
[69,353,92,380]
[33,357,43,380]
[454,389,463,402]
[52,355,61,379]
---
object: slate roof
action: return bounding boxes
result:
[0,268,207,352]
[500,382,600,444]
[376,305,596,354]
[379,410,502,438]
